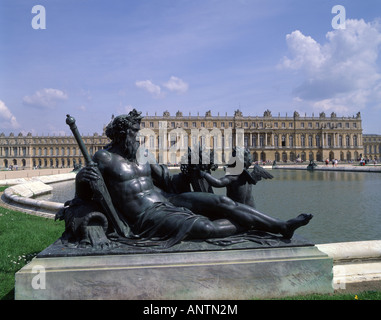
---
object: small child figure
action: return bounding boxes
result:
[200,149,273,208]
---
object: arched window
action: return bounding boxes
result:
[149,136,155,149]
[308,135,313,147]
[244,135,249,148]
[353,135,358,147]
[289,135,294,147]
[339,135,343,147]
[252,134,257,147]
[315,135,320,147]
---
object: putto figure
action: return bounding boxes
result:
[200,148,273,208]
[57,110,312,249]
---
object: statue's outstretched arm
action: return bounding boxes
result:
[200,171,237,188]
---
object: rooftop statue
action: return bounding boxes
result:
[57,110,312,250]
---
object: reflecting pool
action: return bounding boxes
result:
[249,170,381,244]
[41,170,381,244]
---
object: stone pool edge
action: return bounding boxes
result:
[0,172,76,217]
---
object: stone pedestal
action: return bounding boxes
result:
[15,245,333,300]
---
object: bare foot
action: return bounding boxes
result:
[282,213,313,239]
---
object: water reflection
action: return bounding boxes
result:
[41,170,381,244]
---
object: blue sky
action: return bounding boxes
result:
[1,0,381,135]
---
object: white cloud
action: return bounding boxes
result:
[0,100,20,130]
[136,76,189,98]
[163,76,189,94]
[281,19,381,113]
[23,88,68,108]
[135,80,163,98]
[282,30,325,73]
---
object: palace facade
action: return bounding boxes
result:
[363,134,381,161]
[0,132,109,170]
[0,109,368,169]
[139,109,364,165]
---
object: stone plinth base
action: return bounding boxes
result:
[15,245,333,300]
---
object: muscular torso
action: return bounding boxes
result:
[94,149,167,225]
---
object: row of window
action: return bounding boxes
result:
[2,158,84,169]
[139,133,361,149]
[154,150,362,164]
[31,158,83,168]
[0,146,96,157]
[141,120,359,129]
[364,137,381,142]
[0,132,364,158]
[257,151,360,162]
[30,147,85,157]
[0,138,107,145]
[246,134,359,148]
[365,145,381,154]
[1,149,365,168]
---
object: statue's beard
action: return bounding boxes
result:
[124,140,140,161]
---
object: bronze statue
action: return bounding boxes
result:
[57,110,312,249]
[307,160,317,171]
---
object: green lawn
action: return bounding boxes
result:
[278,291,381,300]
[0,206,64,300]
